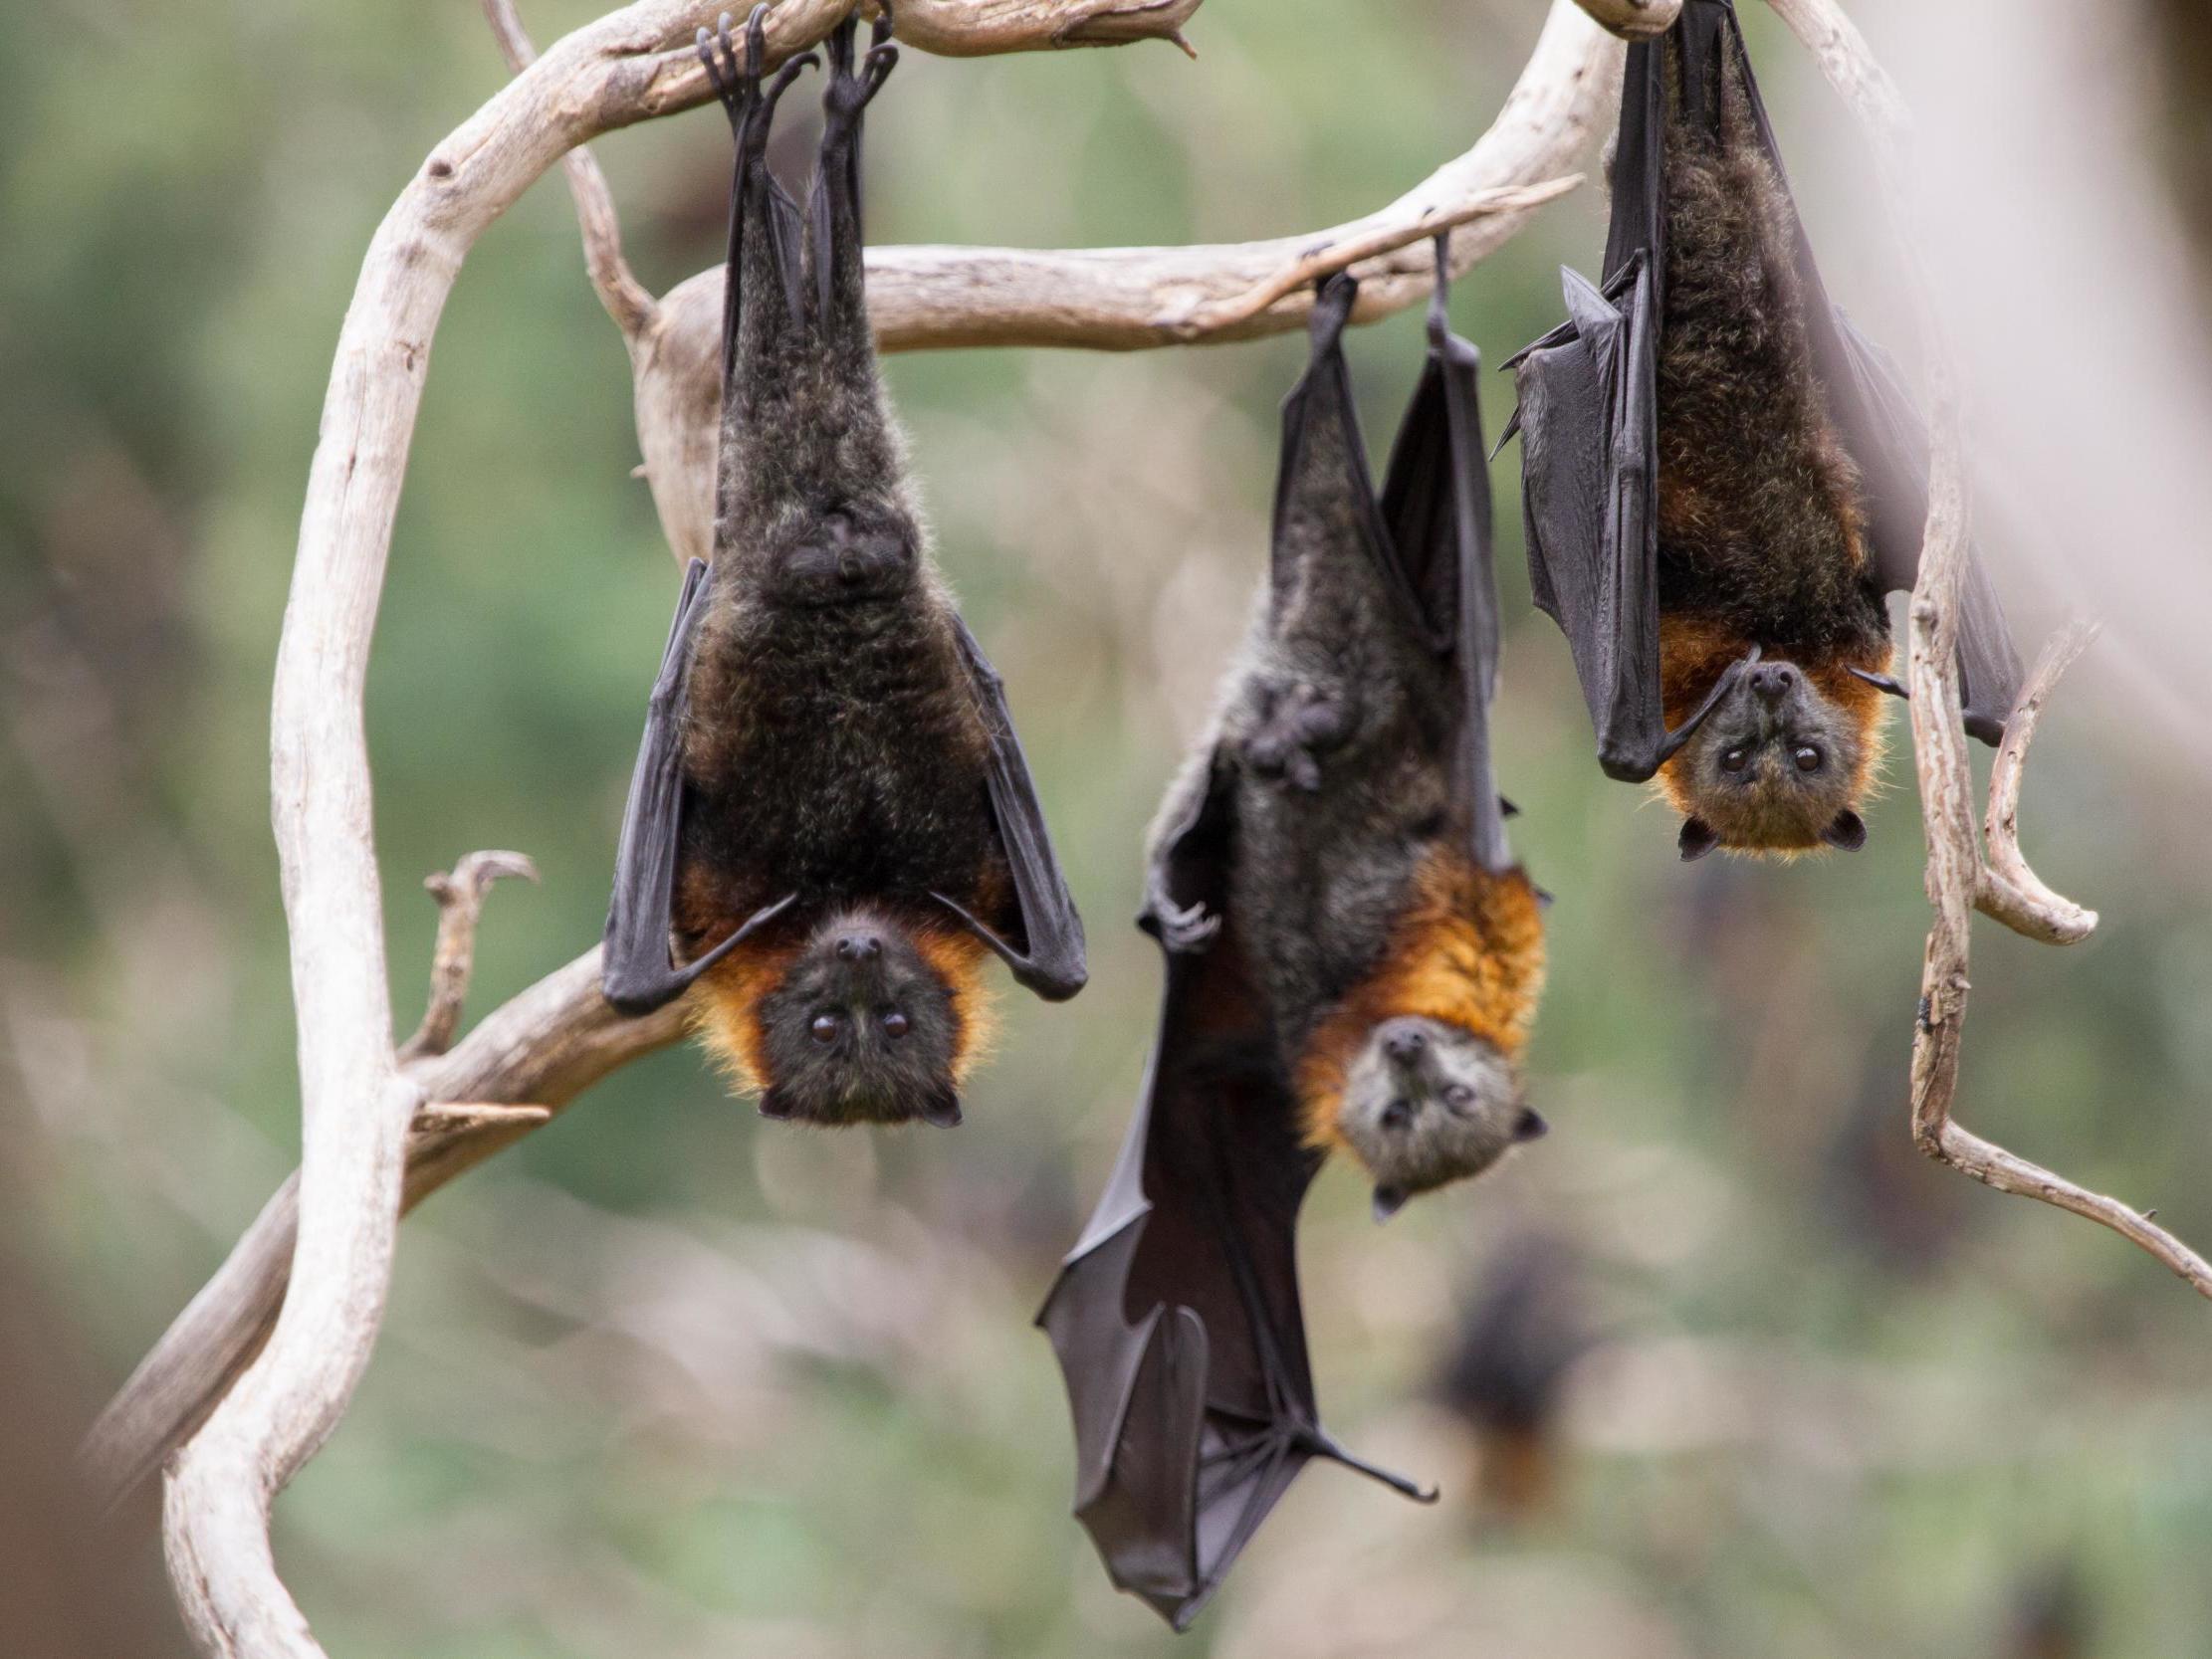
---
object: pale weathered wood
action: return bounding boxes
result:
[149,4,1238,1655]
[629,0,1624,562]
[1570,0,1681,41]
[396,849,539,1061]
[1763,0,2209,1300]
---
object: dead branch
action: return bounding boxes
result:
[481,0,658,337]
[1570,0,1681,40]
[151,5,1250,1654]
[624,0,1622,561]
[85,946,681,1510]
[397,849,538,1061]
[128,2,1623,1651]
[1764,0,2211,1300]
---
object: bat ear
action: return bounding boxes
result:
[1677,817,1721,862]
[1820,809,1869,852]
[1513,1107,1549,1143]
[1372,1185,1410,1224]
[759,1088,797,1122]
[918,1087,964,1129]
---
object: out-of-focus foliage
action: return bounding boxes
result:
[4,1,2210,1655]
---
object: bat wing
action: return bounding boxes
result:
[1379,254,1514,873]
[600,559,791,1015]
[1507,257,1674,784]
[934,616,1088,1002]
[1040,531,1430,1635]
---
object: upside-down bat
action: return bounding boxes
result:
[600,4,1084,1127]
[1506,0,2022,860]
[1040,258,1544,1628]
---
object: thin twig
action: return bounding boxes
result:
[1764,0,2207,1301]
[397,849,539,1061]
[1978,620,2100,943]
[481,0,659,340]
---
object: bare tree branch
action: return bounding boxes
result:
[481,0,659,339]
[1763,0,2209,1300]
[123,0,1625,1648]
[148,4,1247,1655]
[397,849,539,1061]
[626,0,1624,562]
[86,947,682,1511]
[1570,0,1681,40]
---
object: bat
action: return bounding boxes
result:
[1039,255,1545,1628]
[600,4,1085,1128]
[1504,0,2023,860]
[1431,1237,1589,1519]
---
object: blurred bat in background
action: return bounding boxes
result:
[1505,0,2021,862]
[1040,254,1545,1628]
[601,5,1084,1128]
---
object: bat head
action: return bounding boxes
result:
[1669,658,1872,859]
[767,505,919,608]
[749,909,969,1127]
[1334,1015,1546,1220]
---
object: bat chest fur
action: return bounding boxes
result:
[676,592,997,929]
[1652,67,1888,662]
[1230,736,1446,1052]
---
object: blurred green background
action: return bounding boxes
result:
[5,1,2211,1655]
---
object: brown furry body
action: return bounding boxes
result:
[1650,38,1893,849]
[672,18,1014,1113]
[1149,355,1545,1206]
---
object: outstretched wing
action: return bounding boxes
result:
[933,617,1088,1001]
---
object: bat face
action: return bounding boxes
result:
[1669,659,1872,859]
[752,910,966,1127]
[766,506,918,609]
[1334,1015,1546,1220]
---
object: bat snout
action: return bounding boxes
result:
[1747,663,1798,705]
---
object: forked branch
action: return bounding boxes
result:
[1764,0,2210,1300]
[132,3,1629,1654]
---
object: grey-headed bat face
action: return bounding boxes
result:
[755,911,963,1127]
[1336,1015,1546,1220]
[1672,660,1869,859]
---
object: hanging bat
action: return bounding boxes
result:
[600,4,1085,1128]
[1039,258,1544,1629]
[1505,0,2022,861]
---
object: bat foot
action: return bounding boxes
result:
[1145,894,1218,954]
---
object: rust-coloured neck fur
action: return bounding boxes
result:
[1653,612,1891,846]
[1296,849,1547,1154]
[692,921,997,1099]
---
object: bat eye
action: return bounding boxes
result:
[809,1013,839,1044]
[1380,1099,1414,1132]
[1720,745,1750,774]
[881,1010,910,1039]
[1794,745,1824,773]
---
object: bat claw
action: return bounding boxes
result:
[1146,896,1218,954]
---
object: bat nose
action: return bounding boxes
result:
[835,933,883,961]
[1383,1026,1427,1063]
[1748,663,1797,704]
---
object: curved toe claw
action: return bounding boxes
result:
[1147,896,1219,954]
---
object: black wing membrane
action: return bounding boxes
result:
[933,616,1088,1001]
[600,559,791,1014]
[1508,0,2021,775]
[1042,265,1514,1628]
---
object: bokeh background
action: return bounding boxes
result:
[6,1,2211,1655]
